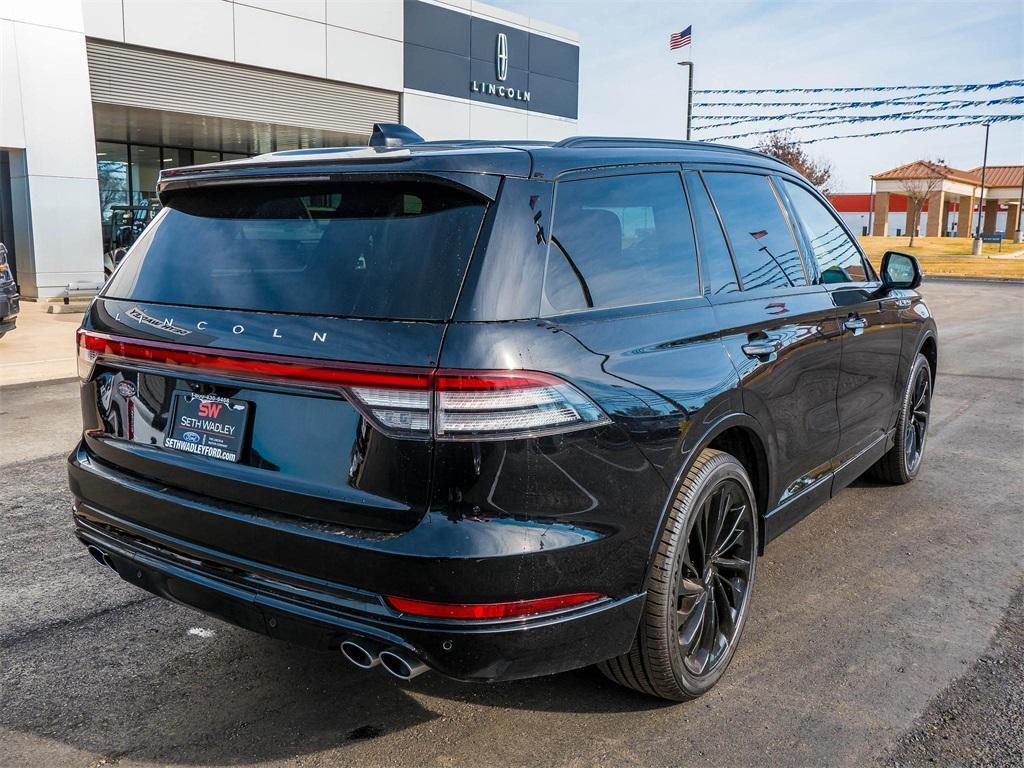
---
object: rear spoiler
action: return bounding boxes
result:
[156,168,501,203]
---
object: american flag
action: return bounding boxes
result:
[669,26,692,50]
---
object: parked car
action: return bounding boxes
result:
[0,242,19,340]
[69,127,937,700]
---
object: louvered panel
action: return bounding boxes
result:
[86,40,399,135]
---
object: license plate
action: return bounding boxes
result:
[164,392,250,463]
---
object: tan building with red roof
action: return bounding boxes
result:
[867,161,1023,240]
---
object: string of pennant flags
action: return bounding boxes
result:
[694,98,1023,108]
[694,90,1023,124]
[668,26,1022,143]
[698,112,1024,124]
[693,96,1024,124]
[694,79,1024,94]
[705,113,1024,143]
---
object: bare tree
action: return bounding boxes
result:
[898,161,945,247]
[755,132,834,194]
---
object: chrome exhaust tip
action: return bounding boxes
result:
[340,639,382,669]
[86,545,116,571]
[379,648,429,680]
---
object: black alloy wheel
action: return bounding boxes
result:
[675,478,755,676]
[870,352,933,484]
[904,363,931,473]
[599,448,758,700]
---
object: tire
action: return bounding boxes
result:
[868,353,932,485]
[598,448,758,701]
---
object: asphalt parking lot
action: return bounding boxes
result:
[1,279,1022,767]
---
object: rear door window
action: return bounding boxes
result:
[104,181,488,321]
[703,172,807,290]
[545,172,699,313]
[783,180,874,283]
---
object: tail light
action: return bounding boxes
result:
[77,331,611,440]
[77,329,100,381]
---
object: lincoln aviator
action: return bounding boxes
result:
[70,126,937,700]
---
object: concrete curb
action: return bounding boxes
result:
[924,275,1024,284]
[0,376,79,393]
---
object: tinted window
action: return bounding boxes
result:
[684,172,739,296]
[545,173,699,312]
[704,172,806,290]
[784,181,872,283]
[104,181,487,320]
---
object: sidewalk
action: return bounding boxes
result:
[0,301,81,387]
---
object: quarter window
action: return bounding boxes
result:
[704,172,806,290]
[545,173,699,312]
[784,181,872,283]
[684,173,739,295]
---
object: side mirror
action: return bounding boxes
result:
[881,251,922,291]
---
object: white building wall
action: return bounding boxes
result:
[82,0,405,91]
[0,0,104,297]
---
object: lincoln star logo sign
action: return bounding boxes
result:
[496,33,509,81]
[470,31,529,103]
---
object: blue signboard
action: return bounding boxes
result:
[403,0,580,119]
[980,234,1002,243]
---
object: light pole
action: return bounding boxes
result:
[678,61,694,140]
[1015,162,1024,243]
[972,122,990,256]
[867,178,875,237]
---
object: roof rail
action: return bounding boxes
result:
[552,136,770,159]
[416,139,555,148]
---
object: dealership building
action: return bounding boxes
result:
[830,161,1023,239]
[0,0,580,298]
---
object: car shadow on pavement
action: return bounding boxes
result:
[2,595,669,766]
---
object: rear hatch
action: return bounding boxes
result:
[79,176,490,532]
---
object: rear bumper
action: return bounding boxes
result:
[69,445,645,682]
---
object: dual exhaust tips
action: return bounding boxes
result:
[87,544,118,573]
[340,639,429,681]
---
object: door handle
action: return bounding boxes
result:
[843,315,867,335]
[741,339,782,359]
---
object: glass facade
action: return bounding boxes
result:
[95,141,253,254]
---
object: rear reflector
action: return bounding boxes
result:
[384,592,605,620]
[77,330,610,440]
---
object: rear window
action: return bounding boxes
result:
[104,181,487,320]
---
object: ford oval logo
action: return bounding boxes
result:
[182,431,201,443]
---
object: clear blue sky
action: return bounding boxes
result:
[488,0,1024,191]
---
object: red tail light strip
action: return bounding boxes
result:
[78,330,432,389]
[384,592,605,620]
[77,330,611,440]
[78,332,583,394]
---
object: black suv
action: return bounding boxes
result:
[70,128,937,700]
